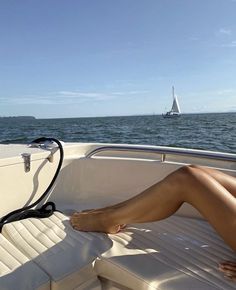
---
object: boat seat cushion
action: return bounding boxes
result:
[0,233,50,290]
[2,212,112,290]
[94,216,236,290]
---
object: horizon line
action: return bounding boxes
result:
[37,111,236,120]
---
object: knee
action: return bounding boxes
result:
[169,165,201,184]
[176,165,199,177]
[164,165,203,198]
[188,164,204,171]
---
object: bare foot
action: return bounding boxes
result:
[219,261,236,282]
[80,208,127,230]
[70,210,121,234]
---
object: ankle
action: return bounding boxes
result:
[102,208,122,226]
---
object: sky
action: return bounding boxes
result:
[0,0,236,118]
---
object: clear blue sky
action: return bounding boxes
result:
[0,0,236,118]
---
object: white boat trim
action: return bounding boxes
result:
[86,144,236,162]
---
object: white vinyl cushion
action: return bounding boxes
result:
[0,234,50,290]
[2,212,112,290]
[95,216,236,290]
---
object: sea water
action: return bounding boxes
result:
[0,113,235,154]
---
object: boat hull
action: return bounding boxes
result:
[0,142,235,290]
[162,113,181,118]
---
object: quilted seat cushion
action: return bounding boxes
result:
[95,216,236,290]
[0,234,50,290]
[2,212,112,290]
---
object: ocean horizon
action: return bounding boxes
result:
[0,112,235,154]
[38,111,236,120]
[1,111,236,120]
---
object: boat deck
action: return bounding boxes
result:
[1,211,235,290]
[0,142,236,289]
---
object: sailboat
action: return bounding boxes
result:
[163,86,181,118]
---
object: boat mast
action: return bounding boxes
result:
[172,86,175,100]
[171,86,175,113]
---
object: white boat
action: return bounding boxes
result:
[163,86,181,118]
[0,140,235,289]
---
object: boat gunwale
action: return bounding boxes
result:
[86,144,236,163]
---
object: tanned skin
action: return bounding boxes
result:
[70,165,236,282]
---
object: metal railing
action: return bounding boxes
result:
[86,145,236,163]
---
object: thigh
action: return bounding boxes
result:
[190,166,236,198]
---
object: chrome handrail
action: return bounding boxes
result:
[86,145,236,163]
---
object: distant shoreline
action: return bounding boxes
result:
[0,116,36,120]
[0,112,235,121]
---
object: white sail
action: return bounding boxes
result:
[171,95,181,113]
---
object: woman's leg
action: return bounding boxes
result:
[71,166,236,251]
[190,165,236,197]
[80,166,236,214]
[70,165,236,281]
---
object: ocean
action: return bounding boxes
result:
[0,113,235,154]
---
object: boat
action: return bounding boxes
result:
[0,139,235,289]
[163,86,181,118]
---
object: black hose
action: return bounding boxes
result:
[0,137,64,231]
